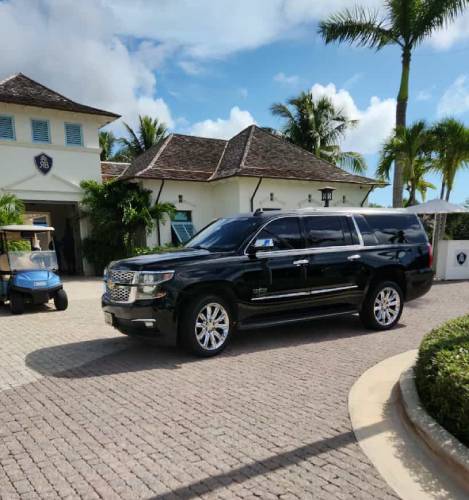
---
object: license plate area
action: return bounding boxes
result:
[104,312,114,326]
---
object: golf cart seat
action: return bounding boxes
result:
[0,253,9,272]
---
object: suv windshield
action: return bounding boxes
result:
[185,217,261,252]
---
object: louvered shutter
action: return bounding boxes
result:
[65,123,83,146]
[0,116,15,140]
[32,120,50,143]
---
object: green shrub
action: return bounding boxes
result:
[415,315,469,446]
[133,244,180,256]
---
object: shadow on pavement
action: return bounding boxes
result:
[26,314,395,379]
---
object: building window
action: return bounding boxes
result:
[0,115,15,141]
[65,123,83,146]
[31,119,50,143]
[171,210,195,244]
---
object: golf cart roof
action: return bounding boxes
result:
[0,225,55,232]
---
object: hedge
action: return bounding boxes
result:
[415,315,469,446]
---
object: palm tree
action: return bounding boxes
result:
[119,115,168,160]
[99,131,117,161]
[429,118,469,201]
[0,193,25,226]
[319,0,468,207]
[376,121,433,206]
[151,202,176,246]
[271,91,366,173]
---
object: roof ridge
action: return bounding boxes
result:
[134,134,174,178]
[0,73,21,86]
[170,131,227,143]
[239,124,256,169]
[208,140,229,181]
[100,161,131,165]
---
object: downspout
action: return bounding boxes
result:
[250,177,263,212]
[360,185,375,207]
[155,179,165,246]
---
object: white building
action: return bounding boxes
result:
[118,125,383,247]
[0,73,119,274]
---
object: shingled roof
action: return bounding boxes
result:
[101,161,130,182]
[0,73,120,120]
[124,125,381,186]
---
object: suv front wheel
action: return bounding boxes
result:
[360,281,403,330]
[182,294,233,357]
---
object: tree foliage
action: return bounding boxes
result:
[118,115,168,160]
[270,91,366,173]
[0,193,25,226]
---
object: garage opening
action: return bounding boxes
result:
[23,201,83,275]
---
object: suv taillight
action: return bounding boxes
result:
[428,243,433,268]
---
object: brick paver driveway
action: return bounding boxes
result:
[0,279,468,499]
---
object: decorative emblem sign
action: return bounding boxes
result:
[34,153,53,175]
[456,252,467,266]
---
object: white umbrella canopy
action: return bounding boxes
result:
[405,199,468,214]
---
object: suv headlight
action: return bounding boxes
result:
[136,271,174,300]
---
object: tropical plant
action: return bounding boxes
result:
[377,121,434,206]
[0,193,25,226]
[429,118,469,201]
[153,202,177,246]
[319,0,469,207]
[80,180,158,273]
[99,131,117,161]
[119,115,168,160]
[271,91,366,173]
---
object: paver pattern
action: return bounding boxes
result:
[0,279,467,499]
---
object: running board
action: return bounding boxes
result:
[237,308,358,331]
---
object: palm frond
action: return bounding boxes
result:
[336,151,367,173]
[318,5,397,48]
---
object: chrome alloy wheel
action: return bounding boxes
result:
[373,287,401,326]
[195,302,229,350]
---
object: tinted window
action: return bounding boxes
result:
[255,217,304,251]
[365,214,427,245]
[304,216,351,248]
[186,217,261,252]
[354,215,379,246]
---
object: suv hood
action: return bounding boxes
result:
[110,248,213,271]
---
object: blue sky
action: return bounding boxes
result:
[0,0,468,206]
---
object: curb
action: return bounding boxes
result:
[399,366,469,488]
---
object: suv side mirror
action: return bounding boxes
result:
[247,238,274,257]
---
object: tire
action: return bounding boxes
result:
[54,289,68,311]
[181,294,233,357]
[10,292,25,315]
[360,280,403,330]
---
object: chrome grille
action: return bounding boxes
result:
[105,270,137,303]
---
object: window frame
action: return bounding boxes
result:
[31,118,51,144]
[64,122,83,147]
[0,114,16,141]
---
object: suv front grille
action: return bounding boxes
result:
[105,270,137,303]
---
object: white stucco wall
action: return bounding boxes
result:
[140,176,374,247]
[0,103,108,202]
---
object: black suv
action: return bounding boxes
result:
[102,209,433,356]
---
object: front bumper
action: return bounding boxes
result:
[102,295,178,345]
[10,284,62,304]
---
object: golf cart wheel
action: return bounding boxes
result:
[54,289,68,311]
[10,292,25,315]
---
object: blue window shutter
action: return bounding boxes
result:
[0,116,15,140]
[171,221,195,243]
[65,123,83,146]
[32,120,50,143]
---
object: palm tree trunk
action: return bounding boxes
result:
[393,48,411,208]
[440,181,446,200]
[156,219,161,246]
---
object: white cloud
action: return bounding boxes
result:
[429,11,469,49]
[190,106,256,139]
[274,72,300,86]
[178,60,203,75]
[438,75,469,116]
[0,0,174,134]
[310,83,396,155]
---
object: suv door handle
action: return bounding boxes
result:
[293,259,309,266]
[348,254,361,261]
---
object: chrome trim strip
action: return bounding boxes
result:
[131,319,156,323]
[248,245,364,259]
[251,284,359,301]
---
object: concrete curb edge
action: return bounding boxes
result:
[399,366,469,485]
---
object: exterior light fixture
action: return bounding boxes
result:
[308,194,312,203]
[318,186,335,208]
[270,193,274,202]
[342,195,347,204]
[178,194,183,203]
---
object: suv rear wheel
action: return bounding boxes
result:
[181,294,233,357]
[360,281,403,330]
